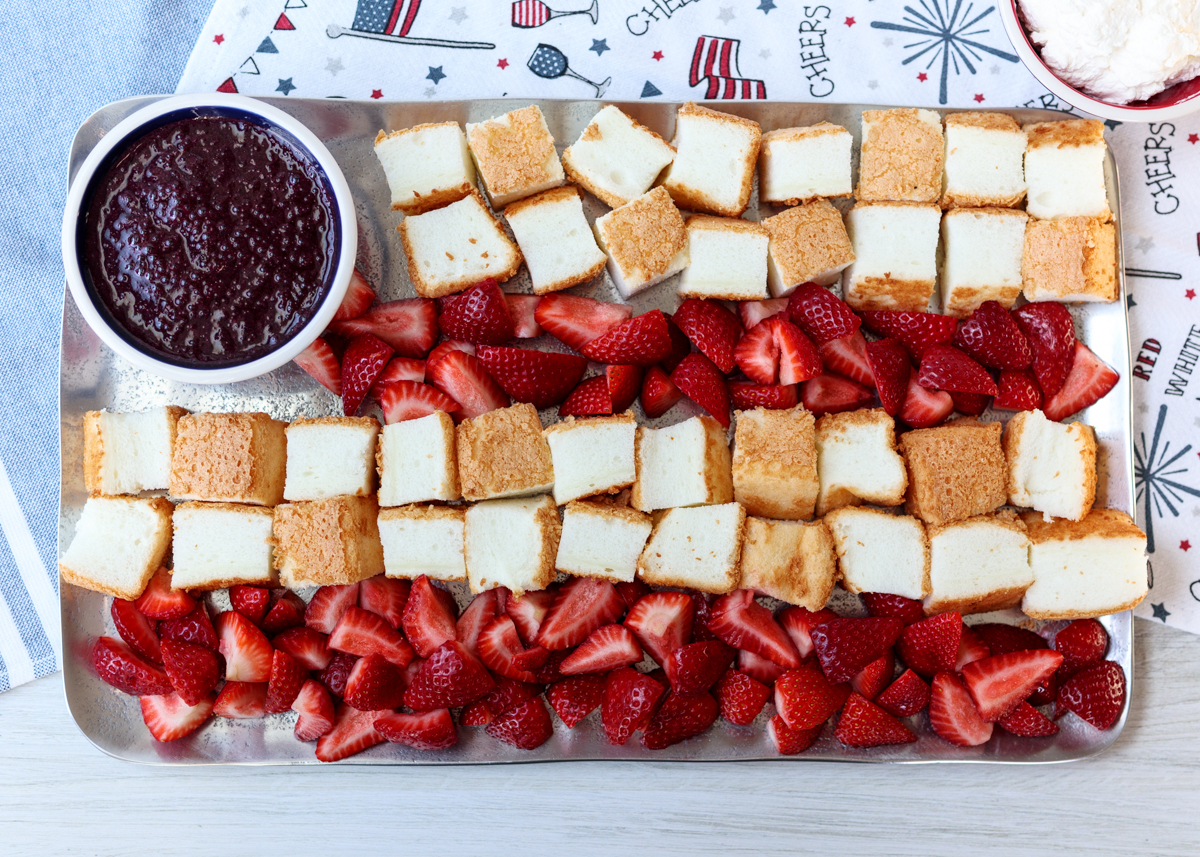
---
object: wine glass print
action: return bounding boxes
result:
[512,0,599,28]
[527,43,610,97]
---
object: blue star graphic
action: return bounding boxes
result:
[1104,119,1122,130]
[275,77,296,95]
[426,66,446,85]
[1127,294,1137,309]
[1152,602,1170,622]
[758,0,776,12]
[590,39,609,56]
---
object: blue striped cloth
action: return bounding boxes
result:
[0,0,211,691]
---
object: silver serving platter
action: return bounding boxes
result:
[60,97,1135,765]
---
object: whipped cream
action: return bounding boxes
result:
[1019,0,1200,104]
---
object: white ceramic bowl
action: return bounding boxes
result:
[61,93,357,385]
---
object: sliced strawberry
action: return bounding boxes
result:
[378,381,460,423]
[1013,301,1076,397]
[800,374,873,416]
[272,626,333,671]
[403,640,495,711]
[331,605,415,668]
[776,605,838,659]
[456,589,500,658]
[774,320,823,384]
[708,590,802,669]
[548,674,606,728]
[738,648,788,685]
[739,297,790,330]
[953,301,1032,370]
[860,310,957,361]
[92,636,173,696]
[478,614,540,682]
[624,590,695,667]
[110,598,161,664]
[775,665,852,730]
[673,298,744,373]
[601,666,666,745]
[993,369,1043,411]
[292,678,335,741]
[134,568,195,620]
[809,616,904,684]
[1054,618,1109,678]
[640,366,684,418]
[671,352,731,428]
[461,700,495,726]
[729,381,798,411]
[606,364,643,413]
[261,590,307,636]
[333,267,376,321]
[341,333,394,416]
[478,677,544,718]
[402,575,459,658]
[561,624,644,675]
[875,669,930,718]
[159,602,218,650]
[929,671,993,746]
[140,692,214,742]
[265,649,308,713]
[864,338,911,416]
[505,294,543,338]
[505,587,557,646]
[581,309,674,366]
[917,344,998,395]
[161,638,220,706]
[955,626,992,671]
[476,345,589,409]
[950,390,992,416]
[294,337,342,396]
[213,681,268,719]
[306,583,361,634]
[358,576,410,630]
[642,690,720,749]
[787,283,861,344]
[327,297,438,358]
[998,701,1059,737]
[427,349,509,419]
[715,668,770,725]
[1043,340,1119,421]
[558,375,613,416]
[371,357,427,397]
[1056,660,1126,730]
[734,318,778,384]
[317,651,358,699]
[835,692,917,747]
[438,278,515,345]
[427,339,476,366]
[972,623,1047,656]
[662,313,694,372]
[769,714,823,755]
[486,696,554,750]
[850,650,895,701]
[536,577,624,651]
[899,374,954,428]
[897,612,963,678]
[376,708,458,750]
[859,593,924,626]
[229,585,270,626]
[665,640,735,693]
[691,592,718,642]
[818,330,875,387]
[961,649,1064,721]
[215,611,273,683]
[343,652,406,711]
[315,703,387,762]
[535,293,632,352]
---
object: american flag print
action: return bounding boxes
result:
[689,35,767,100]
[351,0,422,36]
[512,0,552,28]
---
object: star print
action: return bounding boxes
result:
[326,57,344,76]
[758,0,776,12]
[974,93,985,103]
[1189,133,1199,144]
[1193,503,1200,514]
[1127,294,1137,309]
[717,7,735,24]
[213,34,225,45]
[238,5,249,18]
[275,77,296,95]
[867,80,879,90]
[497,58,509,70]
[1137,402,1150,414]
[917,73,928,82]
[426,66,446,84]
[882,38,893,47]
[1135,236,1155,253]
[1152,602,1170,622]
[424,86,437,98]
[990,65,1001,74]
[370,89,383,99]
[449,7,467,24]
[653,50,664,61]
[1195,417,1200,428]
[590,39,609,56]
[1188,289,1197,300]
[759,49,771,59]
[1182,540,1193,551]
[845,16,856,26]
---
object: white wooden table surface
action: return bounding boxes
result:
[1,618,1196,856]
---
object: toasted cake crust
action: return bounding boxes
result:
[763,200,855,287]
[732,406,819,520]
[1022,216,1117,303]
[945,111,1021,133]
[272,495,383,587]
[1024,119,1105,150]
[169,412,286,506]
[738,516,837,611]
[1021,508,1145,543]
[595,187,687,286]
[467,105,563,206]
[378,504,466,524]
[900,422,1007,527]
[457,403,555,502]
[858,108,944,203]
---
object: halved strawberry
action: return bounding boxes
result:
[734,315,821,386]
[859,593,924,626]
[535,293,632,352]
[331,605,415,668]
[341,333,394,416]
[272,626,333,671]
[875,669,930,718]
[294,337,342,396]
[952,300,1032,370]
[998,701,1059,737]
[860,310,957,361]
[111,598,161,664]
[306,583,361,634]
[691,592,717,642]
[536,577,625,651]
[371,357,427,396]
[624,590,695,667]
[1013,301,1076,397]
[850,650,895,701]
[561,624,644,675]
[505,294,543,338]
[486,696,554,750]
[505,587,557,646]
[739,297,789,330]
[993,369,1043,411]
[708,590,802,669]
[606,364,642,413]
[615,580,651,611]
[317,651,358,700]
[662,313,694,372]
[213,681,268,719]
[292,678,336,741]
[734,318,779,384]
[159,602,219,651]
[738,648,788,685]
[161,638,220,706]
[665,640,735,693]
[581,309,674,366]
[917,344,998,395]
[787,282,861,344]
[92,636,174,696]
[774,319,823,384]
[460,700,495,726]
[640,366,684,419]
[896,612,963,678]
[809,616,904,684]
[1056,660,1125,730]
[835,692,917,747]
[776,605,838,659]
[671,352,731,428]
[229,585,270,626]
[456,589,500,657]
[929,671,993,746]
[343,652,406,711]
[333,267,376,321]
[729,381,798,411]
[961,649,1064,721]
[1043,340,1119,421]
[427,349,509,419]
[427,339,476,366]
[715,668,770,725]
[376,708,458,750]
[601,666,666,745]
[769,714,823,755]
[1053,618,1109,678]
[134,568,195,620]
[140,692,214,742]
[800,374,873,416]
[328,297,438,358]
[641,690,720,749]
[559,375,613,416]
[864,337,910,416]
[955,626,992,670]
[818,330,875,387]
[359,576,410,630]
[673,298,744,373]
[775,665,851,730]
[950,390,992,416]
[548,674,606,728]
[478,677,544,719]
[265,649,308,713]
[261,590,307,636]
[403,640,495,711]
[402,575,459,659]
[215,611,274,682]
[971,622,1047,656]
[476,345,588,409]
[315,703,387,762]
[477,614,540,682]
[438,279,516,345]
[899,374,954,428]
[378,380,460,423]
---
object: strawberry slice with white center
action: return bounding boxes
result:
[264,649,308,714]
[641,690,720,750]
[623,590,694,667]
[673,298,745,373]
[536,577,625,651]
[477,614,540,682]
[294,337,342,396]
[271,626,333,671]
[340,333,394,416]
[1056,660,1126,730]
[800,374,873,416]
[640,366,684,419]
[993,369,1043,411]
[898,374,954,428]
[738,297,790,330]
[606,364,643,413]
[808,616,903,684]
[305,583,361,634]
[134,567,195,620]
[708,590,802,669]
[327,297,438,358]
[159,603,219,650]
[427,339,476,367]
[229,585,270,626]
[370,356,427,397]
[140,691,214,742]
[261,590,307,636]
[729,381,798,411]
[535,293,632,352]
[358,576,410,630]
[774,664,851,730]
[955,627,992,671]
[403,640,495,711]
[401,575,459,658]
[437,278,516,345]
[1042,340,1120,422]
[547,674,606,728]
[581,309,675,366]
[734,315,821,386]
[215,610,274,683]
[896,611,963,678]
[292,678,335,741]
[426,349,510,419]
[860,310,958,362]
[375,708,458,750]
[161,638,220,706]
[875,669,931,718]
[505,294,543,338]
[738,648,787,685]
[776,606,837,659]
[864,337,911,416]
[92,636,174,696]
[456,589,500,657]
[315,703,388,762]
[787,282,861,345]
[714,668,770,725]
[917,344,998,396]
[952,300,1032,370]
[1013,301,1076,397]
[834,692,917,747]
[734,318,779,384]
[558,375,614,417]
[213,681,268,719]
[505,586,557,645]
[929,671,993,746]
[768,714,822,755]
[560,623,644,675]
[333,267,376,321]
[960,649,1063,721]
[671,352,731,428]
[666,640,736,694]
[378,380,461,424]
[343,652,407,711]
[817,330,876,387]
[486,696,555,750]
[476,345,589,409]
[601,666,666,746]
[110,598,162,664]
[330,605,415,668]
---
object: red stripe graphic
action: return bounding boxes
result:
[399,0,421,35]
[718,39,733,77]
[689,36,706,86]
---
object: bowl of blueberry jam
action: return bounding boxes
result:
[62,93,357,384]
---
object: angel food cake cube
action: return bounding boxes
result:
[676,216,769,301]
[762,199,855,297]
[632,415,732,513]
[732,406,819,521]
[824,507,930,601]
[464,494,561,596]
[83,405,187,496]
[377,412,460,507]
[637,502,746,594]
[502,185,606,295]
[1004,409,1097,522]
[1023,120,1110,221]
[466,105,565,209]
[925,511,1033,615]
[284,416,380,502]
[757,122,853,206]
[171,502,275,590]
[59,496,173,600]
[660,102,761,217]
[398,191,522,299]
[814,409,908,516]
[940,207,1028,317]
[561,105,676,208]
[842,202,940,311]
[857,108,944,203]
[457,403,555,502]
[942,112,1027,209]
[379,505,466,582]
[555,501,653,583]
[374,122,475,215]
[738,517,837,612]
[593,186,688,298]
[899,421,1007,527]
[169,412,286,507]
[272,495,384,588]
[543,413,636,505]
[1022,216,1118,303]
